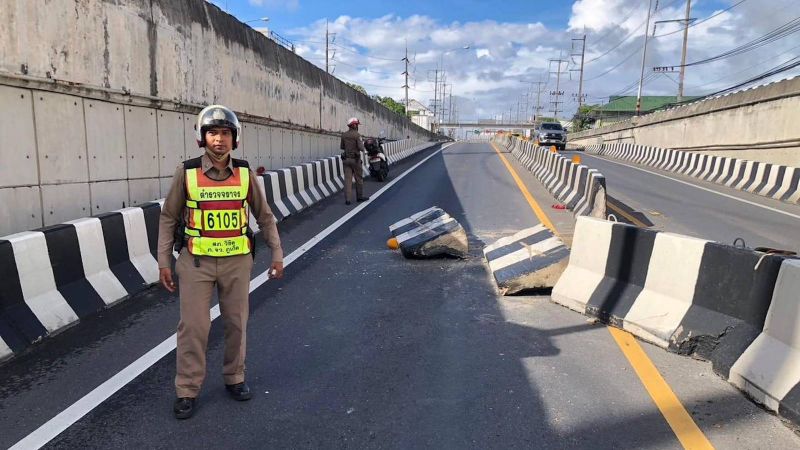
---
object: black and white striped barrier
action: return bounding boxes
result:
[483,225,569,295]
[551,216,800,426]
[586,143,800,205]
[263,156,344,221]
[493,136,607,217]
[389,207,468,259]
[0,204,161,361]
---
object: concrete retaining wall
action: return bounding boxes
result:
[569,77,800,167]
[0,0,436,237]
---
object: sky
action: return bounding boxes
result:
[210,0,800,122]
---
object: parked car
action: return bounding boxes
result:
[535,122,567,150]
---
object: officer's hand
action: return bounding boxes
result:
[269,262,284,279]
[160,268,177,293]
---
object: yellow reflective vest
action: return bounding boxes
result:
[183,157,251,257]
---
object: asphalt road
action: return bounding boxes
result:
[1,143,798,449]
[571,152,800,252]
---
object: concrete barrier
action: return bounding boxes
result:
[729,259,800,419]
[483,225,569,295]
[494,135,606,218]
[389,207,468,259]
[587,142,800,205]
[553,217,786,366]
[552,216,800,425]
[0,204,161,361]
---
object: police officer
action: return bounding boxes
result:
[157,105,284,419]
[340,117,370,205]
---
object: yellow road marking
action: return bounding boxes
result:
[607,199,647,227]
[490,142,557,233]
[489,141,713,449]
[491,143,714,450]
[609,328,715,450]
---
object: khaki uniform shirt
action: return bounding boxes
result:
[157,154,284,268]
[340,129,366,159]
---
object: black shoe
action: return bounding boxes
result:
[174,397,196,420]
[225,382,252,401]
[345,200,352,205]
[356,196,370,202]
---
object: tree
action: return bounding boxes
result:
[375,96,406,116]
[346,82,368,95]
[571,104,598,132]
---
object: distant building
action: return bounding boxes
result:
[408,99,434,131]
[592,95,701,122]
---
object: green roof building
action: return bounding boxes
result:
[593,95,701,122]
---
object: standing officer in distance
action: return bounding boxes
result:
[340,117,370,205]
[157,105,284,420]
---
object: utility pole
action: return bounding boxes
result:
[402,40,410,116]
[441,82,448,123]
[448,85,454,124]
[678,0,692,102]
[429,69,440,131]
[571,35,587,108]
[325,20,329,73]
[635,0,654,115]
[549,58,567,120]
[520,80,546,121]
[325,21,337,74]
[438,73,447,124]
[439,80,447,123]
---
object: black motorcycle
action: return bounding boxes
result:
[365,137,389,181]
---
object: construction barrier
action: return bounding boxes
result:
[492,135,607,217]
[483,225,569,295]
[552,216,800,426]
[585,143,800,205]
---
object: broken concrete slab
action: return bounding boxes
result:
[389,207,468,259]
[483,225,569,295]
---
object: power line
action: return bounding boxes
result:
[585,0,682,65]
[584,44,643,80]
[329,58,402,75]
[590,2,644,46]
[662,54,800,110]
[703,55,800,97]
[654,0,748,38]
[676,17,800,67]
[331,43,402,61]
[585,20,646,64]
[686,42,800,91]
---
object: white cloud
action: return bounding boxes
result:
[249,0,299,12]
[280,1,800,121]
[476,49,492,59]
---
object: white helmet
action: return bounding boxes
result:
[347,117,360,127]
[195,105,241,149]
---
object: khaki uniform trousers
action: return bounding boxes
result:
[174,248,254,398]
[342,157,364,202]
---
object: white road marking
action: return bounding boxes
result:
[11,144,447,450]
[582,154,800,221]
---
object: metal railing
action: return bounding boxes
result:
[269,31,295,53]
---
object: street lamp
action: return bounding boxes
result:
[434,45,471,132]
[244,17,270,24]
